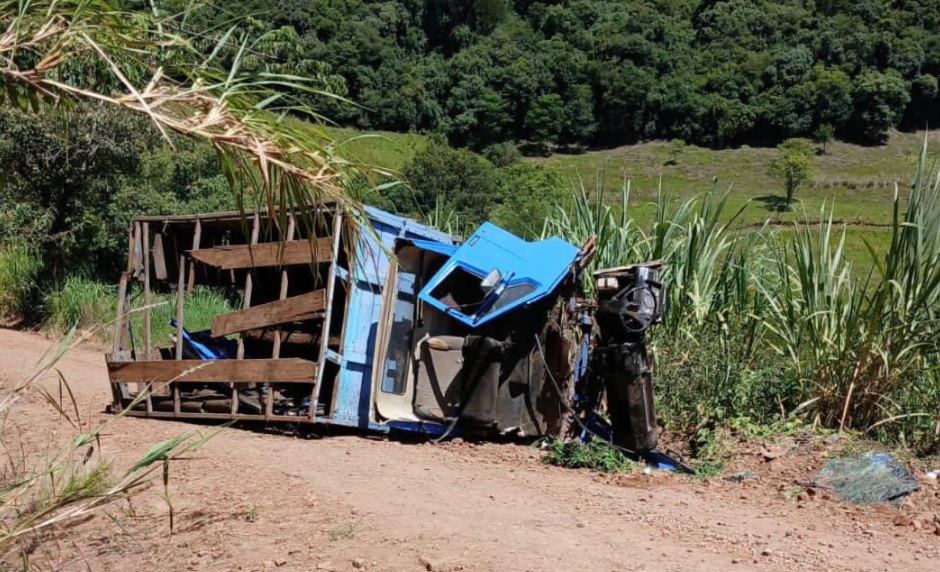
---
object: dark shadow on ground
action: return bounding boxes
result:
[754,194,792,212]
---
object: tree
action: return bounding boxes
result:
[0,105,153,277]
[768,139,815,210]
[812,124,835,154]
[488,162,568,238]
[398,140,498,224]
[664,139,687,166]
[849,70,911,144]
[525,93,566,148]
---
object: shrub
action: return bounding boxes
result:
[0,243,43,323]
[543,439,636,472]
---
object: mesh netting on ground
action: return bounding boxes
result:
[815,452,919,506]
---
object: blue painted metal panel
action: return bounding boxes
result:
[417,222,579,327]
[326,207,458,429]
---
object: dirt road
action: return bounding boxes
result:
[2,328,938,572]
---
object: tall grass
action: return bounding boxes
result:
[0,243,43,322]
[0,328,215,567]
[545,142,940,451]
[44,278,233,347]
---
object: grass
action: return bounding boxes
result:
[531,130,940,228]
[324,128,931,270]
[44,278,234,348]
[0,327,215,566]
[327,127,429,173]
[544,141,940,453]
[326,128,939,231]
[0,243,42,322]
[325,522,357,541]
[542,439,637,472]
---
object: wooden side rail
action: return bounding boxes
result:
[211,290,326,337]
[107,358,317,392]
[189,238,332,270]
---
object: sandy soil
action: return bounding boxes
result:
[2,327,939,572]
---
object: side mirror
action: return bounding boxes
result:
[481,268,502,292]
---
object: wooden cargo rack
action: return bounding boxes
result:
[107,205,349,423]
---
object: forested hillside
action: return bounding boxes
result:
[139,0,940,149]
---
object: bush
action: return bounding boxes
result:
[488,163,569,238]
[396,140,499,224]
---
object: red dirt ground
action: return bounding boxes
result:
[2,327,939,572]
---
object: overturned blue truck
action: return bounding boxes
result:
[105,203,670,462]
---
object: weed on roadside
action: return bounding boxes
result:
[542,438,636,472]
[326,523,357,541]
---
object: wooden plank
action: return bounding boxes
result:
[317,210,345,419]
[268,214,296,419]
[174,254,185,415]
[234,215,261,415]
[152,233,168,280]
[112,273,129,357]
[143,223,152,361]
[211,290,326,337]
[121,410,317,424]
[107,358,318,385]
[189,238,332,270]
[133,222,144,277]
[126,225,135,272]
[187,218,201,293]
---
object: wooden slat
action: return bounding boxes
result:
[189,238,332,270]
[174,254,186,415]
[268,215,297,419]
[152,233,168,280]
[318,210,345,419]
[121,410,317,424]
[211,290,326,337]
[187,218,202,293]
[133,222,144,277]
[108,358,317,386]
[143,223,152,361]
[112,273,129,356]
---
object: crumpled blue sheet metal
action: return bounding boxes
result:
[417,222,579,327]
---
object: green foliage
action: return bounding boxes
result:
[813,124,835,154]
[768,139,815,209]
[664,139,686,166]
[397,140,499,224]
[544,143,940,451]
[0,243,43,322]
[44,277,113,333]
[850,70,911,144]
[543,438,636,472]
[489,162,568,238]
[44,278,233,348]
[0,105,153,278]
[525,93,565,147]
[156,0,940,149]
